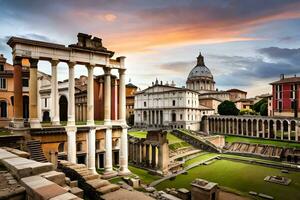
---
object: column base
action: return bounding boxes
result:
[102,170,118,179]
[30,118,41,128]
[12,118,24,128]
[88,167,97,175]
[67,120,76,126]
[87,120,94,126]
[118,167,131,176]
[52,120,61,126]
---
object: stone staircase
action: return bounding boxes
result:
[0,148,82,199]
[26,140,48,163]
[58,160,121,200]
[172,129,221,153]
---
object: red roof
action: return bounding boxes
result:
[226,88,247,94]
[270,77,300,84]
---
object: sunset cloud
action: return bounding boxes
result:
[1,0,300,96]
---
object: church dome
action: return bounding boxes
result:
[188,53,213,79]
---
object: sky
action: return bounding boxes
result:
[1,0,300,97]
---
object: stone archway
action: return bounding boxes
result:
[59,95,68,122]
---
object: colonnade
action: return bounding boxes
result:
[8,34,130,176]
[143,110,164,127]
[128,141,159,168]
[205,116,300,142]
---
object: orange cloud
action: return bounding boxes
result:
[104,14,117,22]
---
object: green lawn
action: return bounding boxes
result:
[128,131,190,150]
[128,165,160,185]
[0,130,11,136]
[156,159,300,200]
[183,152,218,167]
[225,135,300,148]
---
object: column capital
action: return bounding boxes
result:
[68,61,76,68]
[103,67,111,75]
[13,57,22,66]
[86,63,95,69]
[118,68,126,74]
[29,58,39,68]
[116,56,126,67]
[51,59,59,66]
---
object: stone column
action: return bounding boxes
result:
[118,68,126,123]
[236,121,239,135]
[119,126,130,175]
[288,123,291,141]
[66,126,77,163]
[251,121,254,137]
[67,62,76,126]
[256,122,259,137]
[296,123,299,141]
[273,124,277,139]
[29,58,41,128]
[281,122,284,140]
[88,128,96,174]
[104,67,111,125]
[13,57,24,128]
[267,121,270,139]
[51,60,60,125]
[86,65,94,125]
[246,122,248,136]
[104,127,114,173]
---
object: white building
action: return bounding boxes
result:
[134,80,214,131]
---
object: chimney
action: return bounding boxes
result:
[280,74,285,80]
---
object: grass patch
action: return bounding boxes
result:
[128,165,160,185]
[169,142,190,151]
[156,159,300,200]
[128,131,190,150]
[0,130,11,136]
[183,153,218,167]
[225,135,300,148]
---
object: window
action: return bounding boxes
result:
[0,78,6,89]
[172,100,176,106]
[0,64,4,71]
[45,98,47,107]
[291,100,295,109]
[0,101,7,118]
[144,102,146,107]
[22,78,29,87]
[180,114,183,120]
[278,101,282,112]
[58,143,64,152]
[290,85,296,99]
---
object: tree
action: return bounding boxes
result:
[218,100,239,116]
[260,102,268,116]
[252,98,267,113]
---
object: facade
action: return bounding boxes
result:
[235,98,254,110]
[227,88,247,102]
[134,81,214,131]
[126,82,138,124]
[270,74,300,118]
[7,33,130,176]
[0,54,29,127]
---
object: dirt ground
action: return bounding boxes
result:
[219,191,252,200]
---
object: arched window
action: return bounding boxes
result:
[0,101,7,118]
[58,143,64,152]
[172,100,176,106]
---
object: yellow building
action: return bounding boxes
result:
[0,54,29,127]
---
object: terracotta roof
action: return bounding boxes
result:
[227,88,247,94]
[270,77,300,84]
